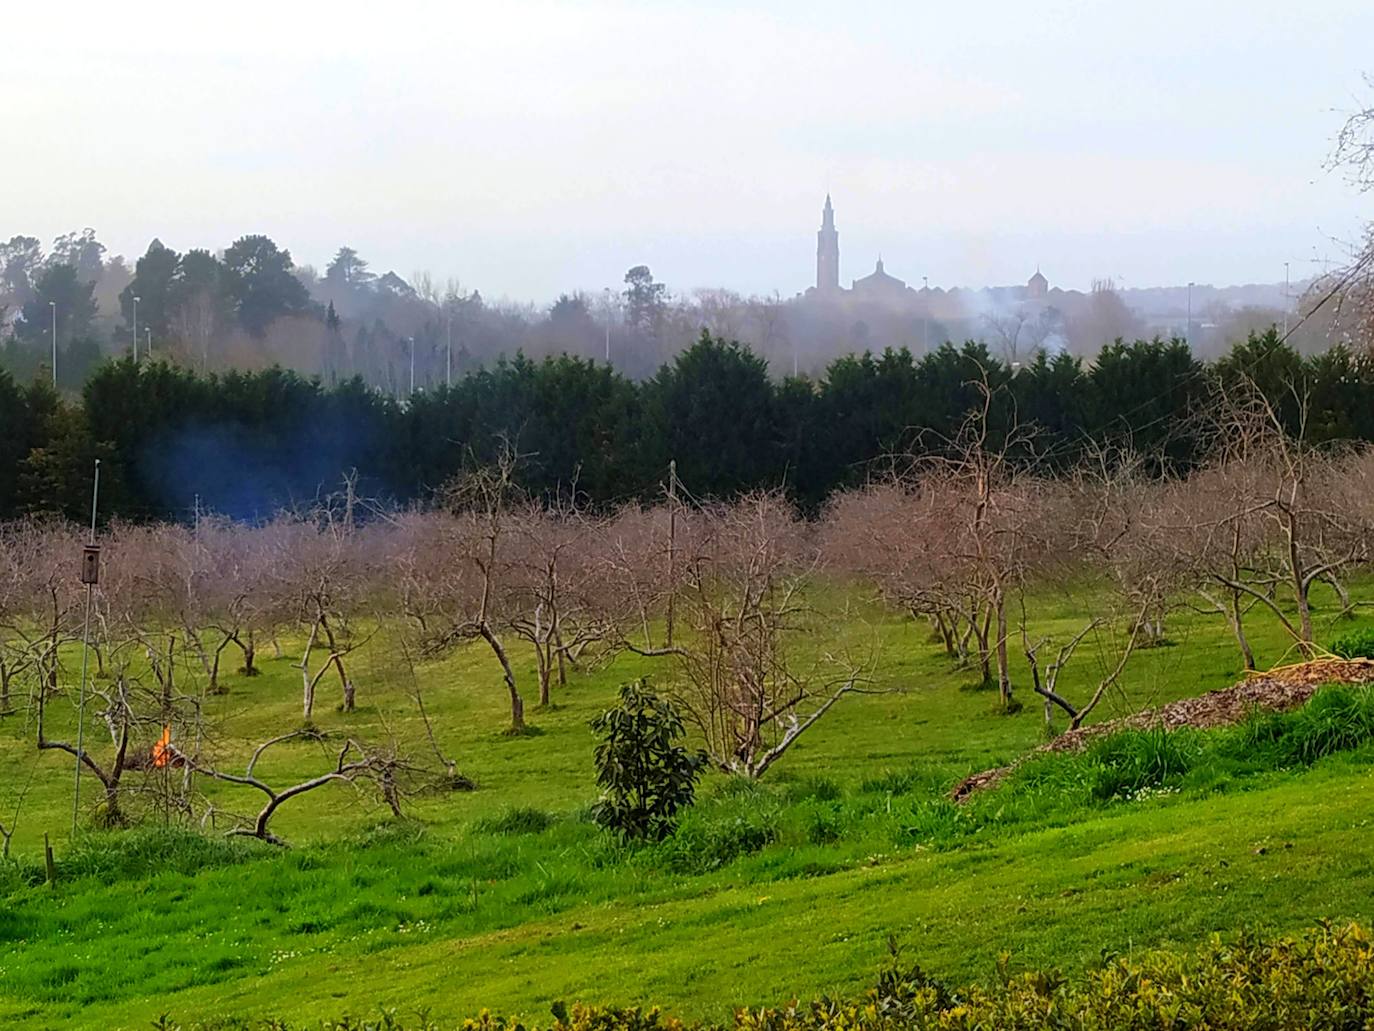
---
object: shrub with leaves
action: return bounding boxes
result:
[590,680,707,842]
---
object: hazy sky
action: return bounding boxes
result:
[4,0,1371,302]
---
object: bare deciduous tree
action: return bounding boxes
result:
[267,501,376,720]
[1171,384,1369,662]
[1018,454,1168,729]
[397,449,531,732]
[1324,78,1374,344]
[626,492,871,778]
[194,731,400,845]
[904,375,1040,710]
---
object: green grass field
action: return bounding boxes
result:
[1,582,1372,1029]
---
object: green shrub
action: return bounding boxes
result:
[978,684,1374,822]
[1330,625,1374,659]
[899,797,969,846]
[860,767,920,796]
[859,765,953,798]
[1228,706,1292,754]
[590,680,707,842]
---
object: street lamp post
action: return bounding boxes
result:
[1186,282,1194,345]
[49,301,57,388]
[132,295,141,360]
[922,276,930,351]
[603,288,612,364]
[1283,262,1290,338]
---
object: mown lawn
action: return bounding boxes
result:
[0,580,1371,1029]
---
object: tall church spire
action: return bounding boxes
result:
[817,195,839,293]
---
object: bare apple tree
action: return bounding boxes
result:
[504,501,619,708]
[1018,452,1177,730]
[193,731,407,846]
[903,377,1041,711]
[0,522,83,706]
[821,479,986,672]
[396,450,531,732]
[1171,384,1369,662]
[266,502,377,720]
[626,492,871,779]
[1323,77,1374,344]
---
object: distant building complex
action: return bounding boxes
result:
[805,195,1047,305]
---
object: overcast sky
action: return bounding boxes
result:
[4,0,1371,302]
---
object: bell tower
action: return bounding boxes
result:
[816,195,839,293]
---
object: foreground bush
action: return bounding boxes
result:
[171,921,1374,1030]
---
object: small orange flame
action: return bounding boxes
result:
[152,726,172,769]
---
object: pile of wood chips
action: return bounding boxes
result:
[950,657,1374,803]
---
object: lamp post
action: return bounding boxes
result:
[1283,262,1290,338]
[603,287,612,364]
[1186,282,1194,345]
[132,295,141,360]
[49,301,57,388]
[922,275,930,351]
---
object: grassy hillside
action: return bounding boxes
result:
[0,582,1371,1029]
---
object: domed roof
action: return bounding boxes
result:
[853,256,908,291]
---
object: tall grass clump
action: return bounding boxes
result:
[646,780,784,873]
[1329,626,1374,659]
[990,684,1374,815]
[1225,684,1374,768]
[1272,684,1374,765]
[1085,725,1199,800]
[59,827,261,883]
[476,806,556,836]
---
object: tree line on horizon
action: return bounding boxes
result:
[2,326,1372,526]
[5,224,1353,397]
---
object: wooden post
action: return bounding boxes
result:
[44,833,56,884]
[666,460,677,647]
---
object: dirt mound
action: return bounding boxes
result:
[949,658,1374,803]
